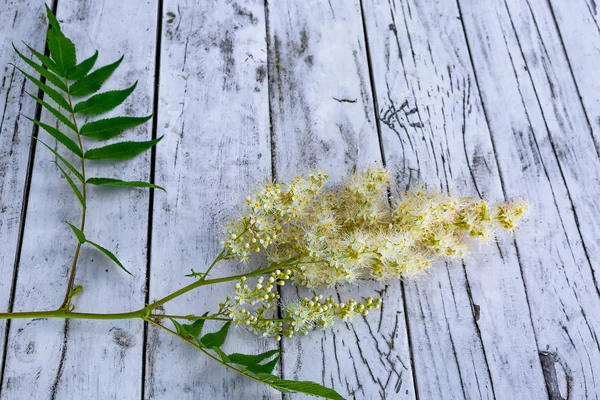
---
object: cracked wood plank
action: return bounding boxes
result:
[546,0,600,154]
[362,0,547,398]
[458,0,600,398]
[0,0,48,383]
[144,1,274,398]
[266,0,416,398]
[0,1,158,398]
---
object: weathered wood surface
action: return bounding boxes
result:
[0,0,599,399]
[1,1,157,398]
[267,1,416,398]
[363,0,546,398]
[145,0,273,398]
[0,0,48,384]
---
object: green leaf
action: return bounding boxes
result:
[66,50,98,80]
[254,373,280,384]
[80,115,152,140]
[12,44,67,91]
[84,136,162,161]
[35,138,83,182]
[54,162,85,208]
[212,347,231,364]
[170,319,188,337]
[246,355,280,375]
[199,322,231,348]
[186,318,207,338]
[23,42,61,75]
[14,66,71,110]
[47,27,76,73]
[69,56,123,97]
[26,92,76,132]
[26,117,81,157]
[74,81,137,115]
[65,221,86,243]
[229,350,281,367]
[86,177,165,191]
[270,380,344,400]
[45,4,62,32]
[86,239,132,275]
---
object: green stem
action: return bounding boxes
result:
[0,258,283,321]
[60,77,87,310]
[144,262,281,313]
[144,318,269,387]
[0,309,143,320]
[149,314,230,322]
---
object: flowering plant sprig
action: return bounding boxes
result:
[0,7,528,399]
[216,166,527,340]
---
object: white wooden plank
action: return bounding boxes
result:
[266,1,416,398]
[1,1,158,398]
[144,1,274,398]
[0,0,48,380]
[362,0,548,398]
[547,0,600,154]
[458,0,600,397]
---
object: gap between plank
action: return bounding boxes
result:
[262,1,285,394]
[140,0,164,398]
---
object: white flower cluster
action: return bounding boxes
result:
[218,166,527,338]
[218,271,382,339]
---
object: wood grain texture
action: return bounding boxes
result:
[547,0,600,154]
[266,0,416,398]
[0,0,599,398]
[0,0,48,381]
[144,1,274,398]
[458,0,600,397]
[1,1,157,398]
[362,0,547,398]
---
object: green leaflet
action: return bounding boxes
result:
[212,347,231,364]
[170,314,208,340]
[80,115,152,140]
[14,66,71,110]
[84,136,162,161]
[255,373,279,383]
[199,322,231,348]
[170,319,188,337]
[23,42,61,75]
[26,92,76,132]
[86,177,165,191]
[86,239,132,275]
[69,55,124,97]
[65,222,86,244]
[270,380,345,400]
[47,27,77,74]
[229,349,281,367]
[184,317,207,338]
[66,50,98,80]
[35,138,83,182]
[26,117,81,157]
[12,44,67,91]
[45,5,62,32]
[245,355,280,375]
[54,162,85,208]
[74,81,137,115]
